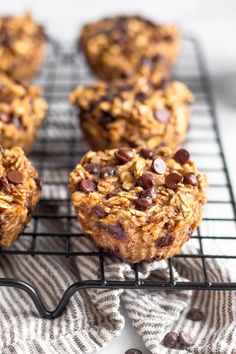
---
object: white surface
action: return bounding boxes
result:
[1,1,236,353]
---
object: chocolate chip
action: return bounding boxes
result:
[129,142,138,148]
[183,172,198,186]
[152,158,166,175]
[0,176,11,194]
[140,187,156,199]
[135,92,147,102]
[0,232,3,240]
[140,148,154,159]
[115,147,134,163]
[174,149,190,165]
[99,222,126,240]
[6,170,23,185]
[105,192,117,199]
[34,177,42,191]
[125,349,142,354]
[135,197,153,211]
[163,332,178,348]
[154,108,170,123]
[0,112,11,123]
[100,112,114,127]
[92,205,107,218]
[139,173,155,189]
[152,53,165,63]
[100,166,116,178]
[78,179,96,193]
[165,173,183,189]
[178,331,194,347]
[163,34,173,42]
[120,71,132,79]
[84,163,100,175]
[156,234,173,247]
[187,308,205,321]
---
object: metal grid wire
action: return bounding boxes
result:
[0,37,236,319]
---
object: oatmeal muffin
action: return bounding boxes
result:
[0,73,47,153]
[70,145,207,263]
[0,146,41,248]
[0,12,45,81]
[80,15,181,82]
[70,78,193,150]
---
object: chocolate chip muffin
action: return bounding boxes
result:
[80,15,181,83]
[0,73,47,153]
[0,146,41,247]
[0,12,45,81]
[69,146,207,263]
[70,78,193,150]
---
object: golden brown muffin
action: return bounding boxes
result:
[0,146,41,247]
[70,78,193,150]
[80,15,181,83]
[0,13,45,81]
[0,73,47,153]
[70,145,207,263]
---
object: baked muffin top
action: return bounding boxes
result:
[0,73,47,130]
[80,15,180,79]
[0,12,44,53]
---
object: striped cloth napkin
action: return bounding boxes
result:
[0,218,235,354]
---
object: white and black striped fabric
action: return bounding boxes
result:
[0,220,235,354]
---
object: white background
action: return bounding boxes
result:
[1,1,236,353]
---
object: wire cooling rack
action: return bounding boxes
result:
[0,37,236,319]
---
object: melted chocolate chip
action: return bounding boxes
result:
[6,170,23,185]
[0,176,11,194]
[163,34,173,42]
[163,332,178,348]
[152,53,165,63]
[125,349,142,354]
[120,71,132,79]
[78,179,96,193]
[140,148,154,159]
[187,308,205,322]
[84,163,100,175]
[135,197,153,211]
[115,147,134,163]
[140,187,156,199]
[183,172,198,186]
[178,331,194,347]
[156,234,173,247]
[92,205,107,218]
[100,112,115,127]
[135,92,147,102]
[99,222,126,240]
[174,148,190,165]
[152,158,166,175]
[100,166,116,178]
[165,173,183,189]
[105,192,117,199]
[154,108,170,123]
[139,173,155,189]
